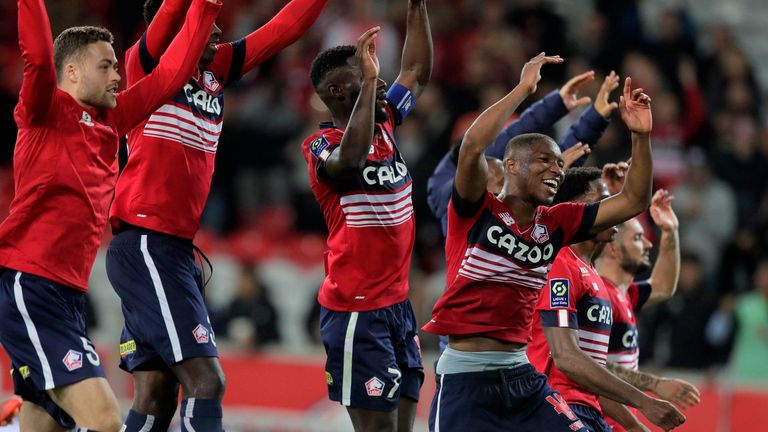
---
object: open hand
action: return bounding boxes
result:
[601,160,630,195]
[356,27,381,80]
[654,378,700,410]
[650,189,679,232]
[562,143,591,170]
[595,70,620,118]
[619,77,652,134]
[560,70,594,110]
[520,52,563,95]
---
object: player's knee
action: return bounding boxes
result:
[186,368,226,399]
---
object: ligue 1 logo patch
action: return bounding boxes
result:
[310,136,331,161]
[203,71,220,92]
[365,377,385,397]
[193,324,210,344]
[532,224,550,243]
[63,350,83,372]
[550,278,570,308]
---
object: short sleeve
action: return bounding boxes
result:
[304,134,340,183]
[628,280,652,311]
[546,202,599,245]
[537,257,579,329]
[449,187,487,219]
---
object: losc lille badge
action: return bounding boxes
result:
[203,71,220,92]
[63,350,83,372]
[193,324,210,344]
[365,377,385,397]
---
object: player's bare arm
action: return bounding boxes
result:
[455,53,562,204]
[591,77,653,234]
[322,27,380,179]
[598,396,650,432]
[645,189,681,306]
[393,0,433,99]
[606,362,700,409]
[542,326,685,430]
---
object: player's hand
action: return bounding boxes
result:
[601,160,630,195]
[639,396,685,431]
[654,378,701,410]
[650,189,679,232]
[519,52,563,95]
[0,396,22,426]
[618,77,652,134]
[562,143,590,170]
[356,27,381,81]
[559,70,594,111]
[595,70,620,118]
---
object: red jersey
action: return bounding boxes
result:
[0,0,220,292]
[423,191,597,344]
[604,278,651,432]
[528,247,614,412]
[111,0,327,239]
[302,103,414,312]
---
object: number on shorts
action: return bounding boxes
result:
[387,367,402,398]
[80,337,100,366]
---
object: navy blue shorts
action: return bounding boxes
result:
[106,229,217,371]
[0,270,105,428]
[320,300,424,411]
[570,403,613,432]
[429,364,588,432]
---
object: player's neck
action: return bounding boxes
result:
[571,242,597,266]
[596,260,633,292]
[498,190,536,226]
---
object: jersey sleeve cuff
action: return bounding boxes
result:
[540,310,578,329]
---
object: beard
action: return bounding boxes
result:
[620,255,652,275]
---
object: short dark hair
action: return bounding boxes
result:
[553,167,602,204]
[502,133,555,161]
[53,26,114,78]
[310,45,356,90]
[143,0,162,24]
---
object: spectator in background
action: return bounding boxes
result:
[645,251,719,369]
[672,148,737,273]
[216,266,280,350]
[729,259,768,383]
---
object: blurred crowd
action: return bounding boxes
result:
[0,0,766,382]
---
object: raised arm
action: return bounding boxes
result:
[393,0,432,99]
[115,0,221,134]
[321,27,380,179]
[15,0,56,125]
[240,0,328,74]
[590,77,653,234]
[143,0,193,60]
[487,71,594,159]
[645,189,681,306]
[455,53,562,204]
[559,71,620,167]
[606,362,700,410]
[543,326,685,430]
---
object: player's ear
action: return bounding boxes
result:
[63,62,80,84]
[505,158,518,176]
[327,83,345,100]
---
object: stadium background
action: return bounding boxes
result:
[0,0,767,430]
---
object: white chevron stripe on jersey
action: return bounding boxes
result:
[456,268,544,289]
[144,131,218,153]
[345,204,413,221]
[340,184,412,205]
[461,255,548,286]
[342,196,412,215]
[148,110,222,142]
[155,104,223,134]
[578,329,611,345]
[466,247,551,275]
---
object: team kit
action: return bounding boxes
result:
[0,0,700,431]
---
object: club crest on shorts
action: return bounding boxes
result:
[365,377,385,397]
[532,224,550,243]
[63,350,83,372]
[203,71,220,92]
[193,324,210,344]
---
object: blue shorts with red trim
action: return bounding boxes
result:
[429,364,589,432]
[0,270,105,428]
[320,299,424,411]
[106,228,218,371]
[570,403,613,432]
